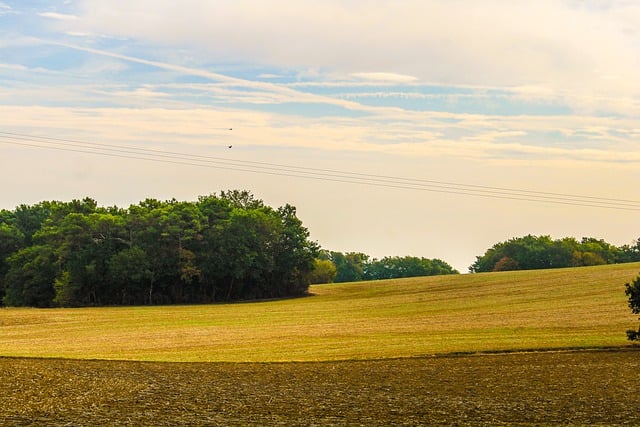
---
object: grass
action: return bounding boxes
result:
[1,262,639,362]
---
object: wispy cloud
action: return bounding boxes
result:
[257,73,285,79]
[0,2,16,16]
[350,72,418,83]
[60,0,640,115]
[41,40,380,113]
[39,11,78,21]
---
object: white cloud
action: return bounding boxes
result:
[0,2,15,16]
[350,72,418,83]
[257,73,284,79]
[39,11,78,21]
[65,31,93,37]
[0,63,27,71]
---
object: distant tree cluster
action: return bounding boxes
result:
[0,191,319,307]
[470,234,640,273]
[308,250,459,284]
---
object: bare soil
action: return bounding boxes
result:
[1,349,639,426]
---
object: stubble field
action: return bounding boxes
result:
[3,263,640,362]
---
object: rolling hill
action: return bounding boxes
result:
[1,262,639,362]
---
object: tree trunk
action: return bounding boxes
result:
[148,279,154,305]
[226,277,234,301]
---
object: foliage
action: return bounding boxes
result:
[470,234,640,273]
[0,221,24,302]
[329,251,369,283]
[0,192,319,307]
[624,273,640,340]
[309,259,337,284]
[363,256,459,280]
[3,245,56,307]
[317,251,458,284]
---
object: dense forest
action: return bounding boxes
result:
[0,191,460,308]
[470,234,640,273]
[0,191,319,307]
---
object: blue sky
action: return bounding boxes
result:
[1,0,639,271]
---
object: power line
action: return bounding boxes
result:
[1,130,639,211]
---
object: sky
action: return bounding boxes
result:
[1,0,639,272]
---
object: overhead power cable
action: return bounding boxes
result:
[1,130,639,211]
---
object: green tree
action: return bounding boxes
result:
[13,202,52,245]
[624,273,640,341]
[212,207,279,300]
[219,190,264,210]
[157,200,205,302]
[578,237,618,265]
[107,247,152,305]
[617,238,640,263]
[125,200,189,303]
[38,211,126,306]
[330,251,368,283]
[38,213,95,306]
[469,234,629,272]
[0,192,326,305]
[309,259,337,284]
[364,256,459,279]
[197,194,233,226]
[270,204,319,296]
[3,245,56,307]
[429,258,460,275]
[0,222,24,303]
[195,197,233,302]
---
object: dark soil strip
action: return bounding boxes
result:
[1,350,639,426]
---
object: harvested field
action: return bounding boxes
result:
[3,263,640,362]
[2,349,640,426]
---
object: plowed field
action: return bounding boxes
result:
[2,349,639,426]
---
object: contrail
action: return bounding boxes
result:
[41,39,377,113]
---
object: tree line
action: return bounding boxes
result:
[1,191,638,308]
[309,251,459,284]
[0,191,319,307]
[470,234,640,273]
